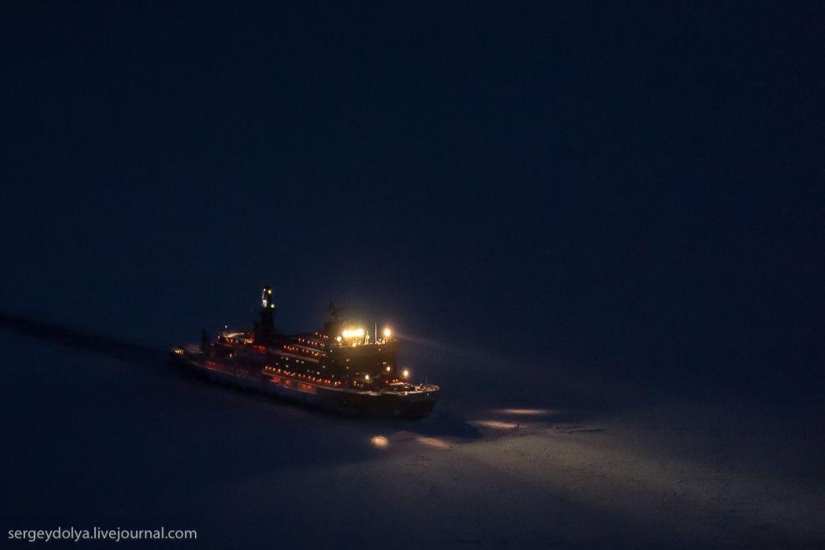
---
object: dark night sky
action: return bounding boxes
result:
[1,2,822,400]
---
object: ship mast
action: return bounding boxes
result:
[257,285,275,340]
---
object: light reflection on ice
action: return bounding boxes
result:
[370,435,389,448]
[470,419,519,429]
[416,436,451,449]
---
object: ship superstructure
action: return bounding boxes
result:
[170,286,439,418]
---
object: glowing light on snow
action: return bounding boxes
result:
[417,436,450,449]
[471,419,519,430]
[370,436,389,448]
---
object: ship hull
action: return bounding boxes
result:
[170,349,438,419]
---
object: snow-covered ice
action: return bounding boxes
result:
[1,316,822,549]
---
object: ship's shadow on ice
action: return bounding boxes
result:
[0,312,167,370]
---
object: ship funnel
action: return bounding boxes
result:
[200,329,210,353]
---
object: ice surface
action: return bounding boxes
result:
[1,316,822,549]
